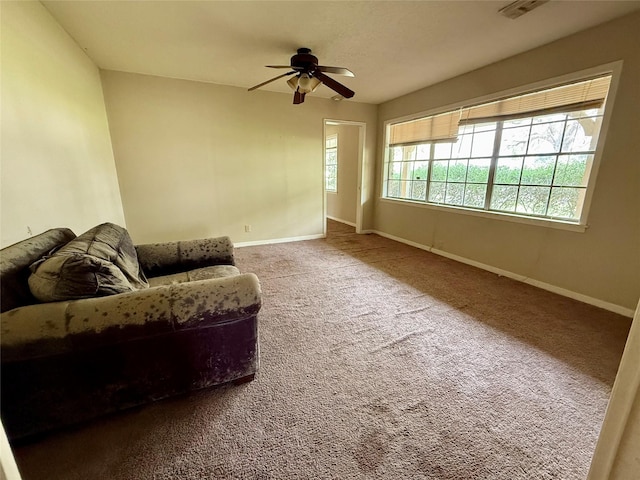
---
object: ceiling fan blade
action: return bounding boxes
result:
[314,71,355,99]
[248,71,296,91]
[293,90,305,105]
[267,65,304,70]
[316,65,355,77]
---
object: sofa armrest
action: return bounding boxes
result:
[1,273,261,361]
[135,236,235,277]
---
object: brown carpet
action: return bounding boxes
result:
[11,220,631,479]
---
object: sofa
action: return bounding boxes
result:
[0,223,261,440]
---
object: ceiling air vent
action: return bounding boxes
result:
[499,0,549,19]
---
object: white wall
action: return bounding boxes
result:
[375,12,640,312]
[326,124,359,225]
[0,1,125,247]
[100,71,377,245]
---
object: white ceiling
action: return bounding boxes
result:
[42,0,640,105]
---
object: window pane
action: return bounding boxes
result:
[533,113,566,124]
[398,162,414,181]
[416,144,431,160]
[490,185,518,212]
[403,145,417,161]
[389,161,402,180]
[458,124,474,135]
[471,130,496,157]
[464,184,487,208]
[499,125,530,156]
[411,181,427,201]
[504,117,531,128]
[431,161,448,181]
[528,121,564,154]
[473,122,496,132]
[562,117,601,152]
[392,146,403,161]
[467,158,490,183]
[428,182,446,203]
[494,157,523,185]
[326,151,337,164]
[326,165,337,191]
[553,154,590,187]
[387,180,400,197]
[413,161,428,180]
[548,187,583,220]
[445,183,465,205]
[452,134,472,158]
[447,160,467,182]
[434,142,452,159]
[516,186,550,215]
[521,156,555,185]
[398,181,411,199]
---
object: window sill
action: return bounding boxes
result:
[379,197,587,232]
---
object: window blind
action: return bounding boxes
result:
[458,75,611,125]
[388,75,611,145]
[389,110,461,145]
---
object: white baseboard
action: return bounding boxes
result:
[326,216,357,228]
[373,230,635,318]
[235,233,325,248]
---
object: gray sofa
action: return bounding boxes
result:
[0,223,261,440]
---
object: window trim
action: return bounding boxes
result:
[381,61,623,231]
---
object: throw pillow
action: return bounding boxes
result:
[53,222,149,290]
[28,254,135,302]
[27,223,149,302]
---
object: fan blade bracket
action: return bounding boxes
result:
[316,66,355,77]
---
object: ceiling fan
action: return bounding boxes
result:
[248,48,355,105]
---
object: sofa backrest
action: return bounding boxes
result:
[0,228,76,313]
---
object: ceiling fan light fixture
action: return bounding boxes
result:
[297,73,321,94]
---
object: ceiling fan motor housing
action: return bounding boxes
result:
[291,48,318,72]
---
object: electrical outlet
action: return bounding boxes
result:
[244,225,251,232]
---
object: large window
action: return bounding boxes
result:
[383,75,612,224]
[325,134,338,192]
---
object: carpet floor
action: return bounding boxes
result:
[11,220,632,479]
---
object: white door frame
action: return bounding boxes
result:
[322,119,367,235]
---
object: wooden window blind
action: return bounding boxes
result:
[388,75,611,145]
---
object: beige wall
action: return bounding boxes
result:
[375,12,640,311]
[326,124,359,224]
[100,71,377,245]
[0,1,125,247]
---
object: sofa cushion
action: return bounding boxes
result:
[28,223,148,302]
[148,265,240,287]
[28,254,136,302]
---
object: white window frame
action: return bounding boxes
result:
[381,62,622,232]
[325,133,338,193]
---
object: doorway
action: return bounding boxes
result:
[323,119,366,235]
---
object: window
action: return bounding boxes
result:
[383,74,613,225]
[325,134,338,192]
